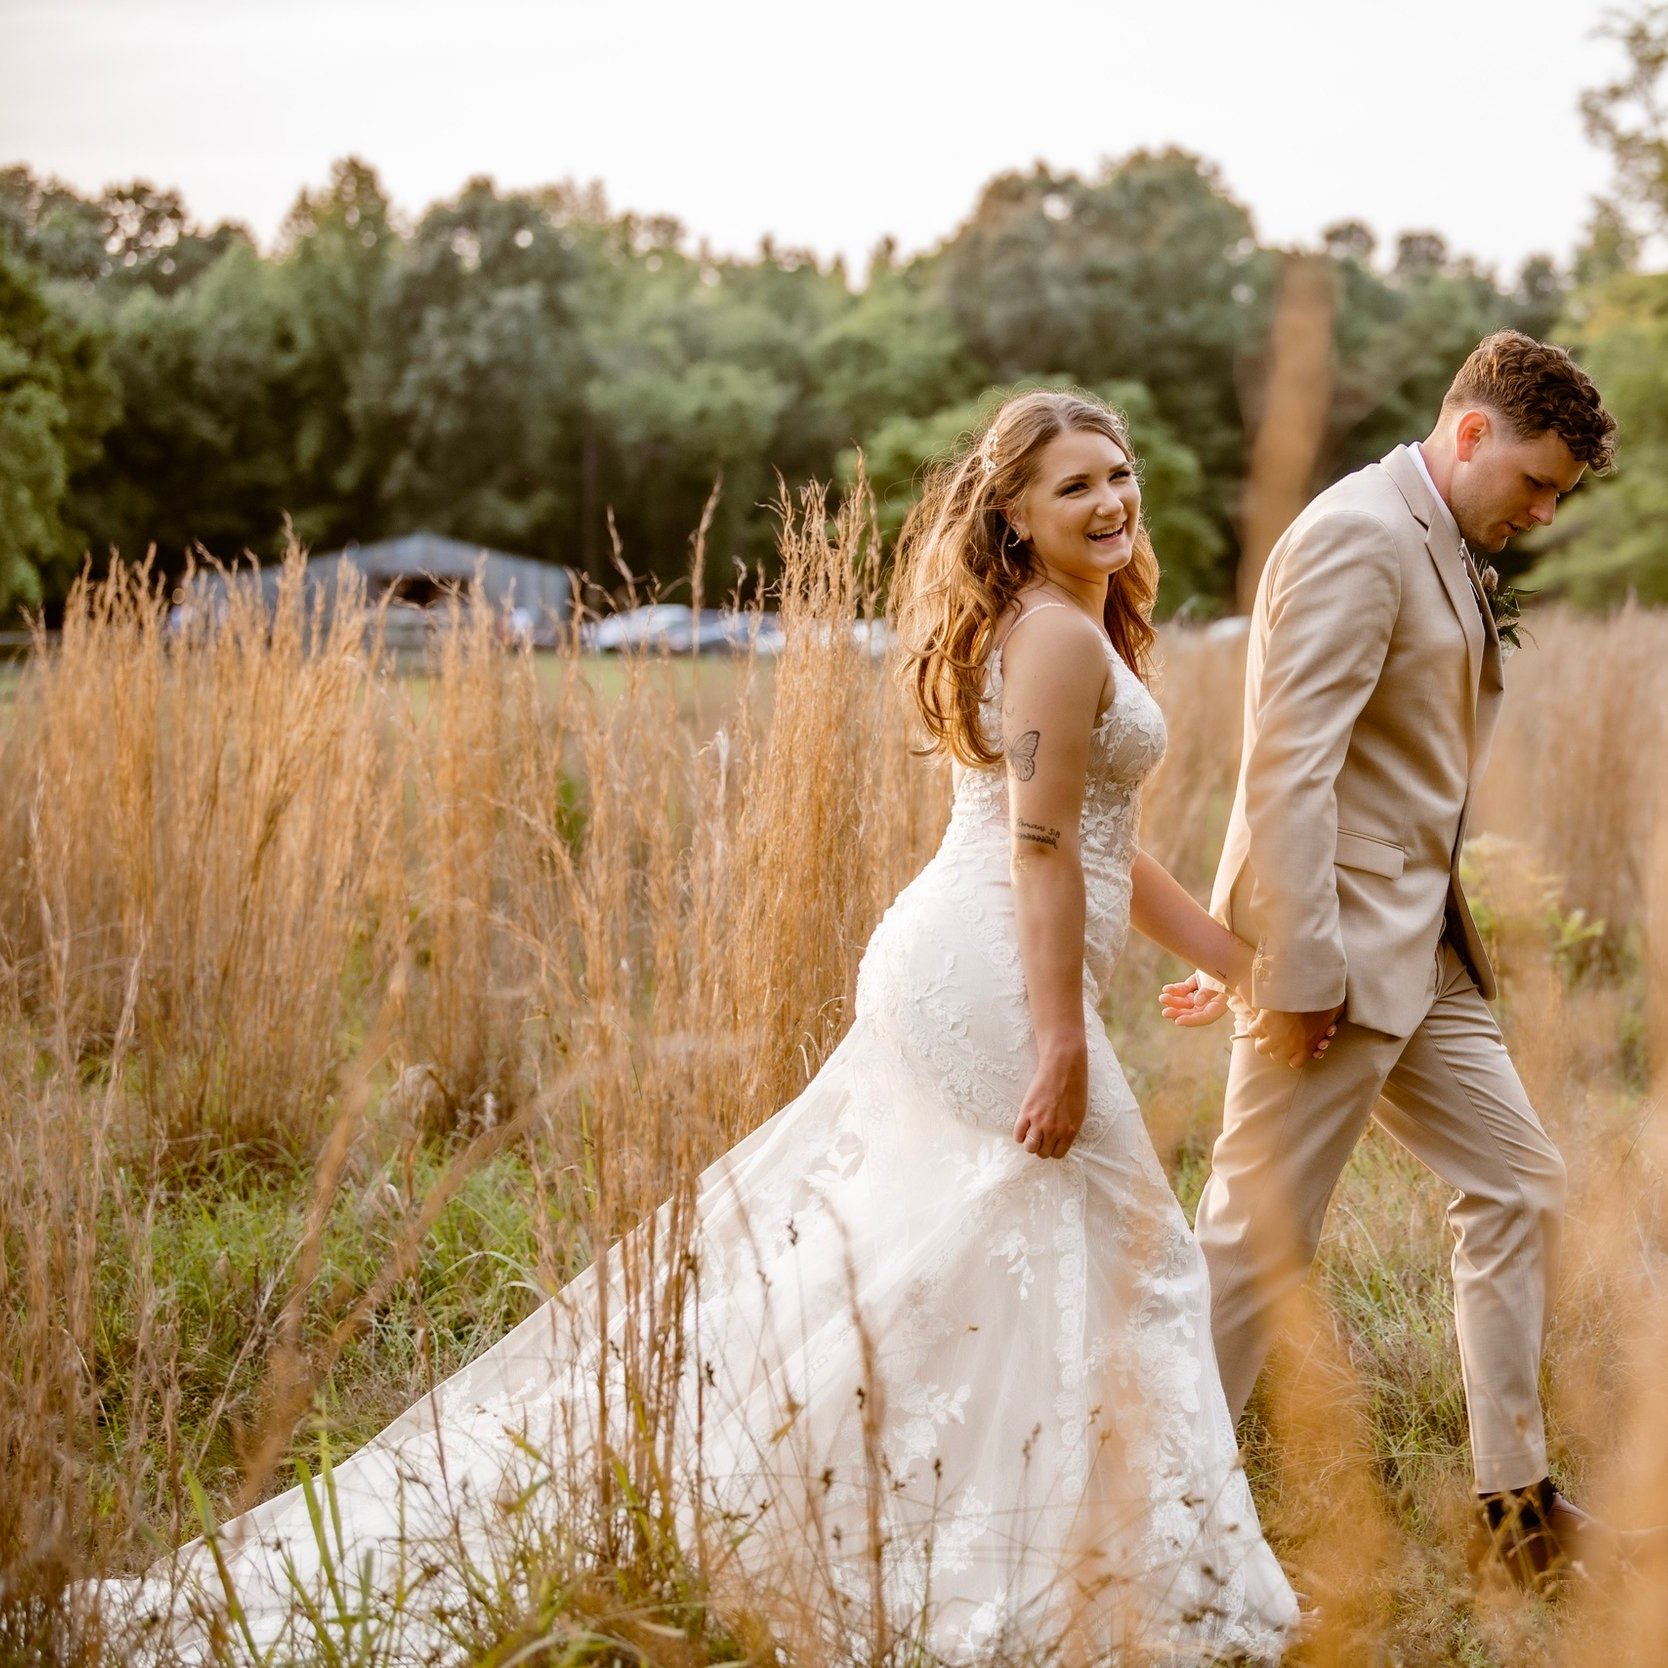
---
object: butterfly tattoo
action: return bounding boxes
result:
[1005,730,1040,781]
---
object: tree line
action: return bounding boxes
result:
[3,11,1666,623]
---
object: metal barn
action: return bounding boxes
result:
[191,532,571,644]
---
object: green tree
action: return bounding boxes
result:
[580,238,852,586]
[1524,271,1668,604]
[1512,2,1668,605]
[0,148,1601,615]
[362,177,598,562]
[74,242,300,569]
[0,166,249,294]
[809,262,978,444]
[0,253,118,616]
[934,150,1272,535]
[269,158,397,547]
[1510,253,1568,342]
[1581,3,1668,244]
[0,166,105,283]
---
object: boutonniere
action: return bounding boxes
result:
[1476,563,1527,656]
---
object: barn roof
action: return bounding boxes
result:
[315,532,537,577]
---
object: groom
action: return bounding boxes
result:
[1192,330,1616,1581]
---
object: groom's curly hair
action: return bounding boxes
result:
[1442,330,1617,472]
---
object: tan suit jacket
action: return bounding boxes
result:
[1209,446,1505,1038]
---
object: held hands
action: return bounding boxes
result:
[1014,1039,1088,1160]
[1247,1005,1341,1069]
[1159,977,1340,1068]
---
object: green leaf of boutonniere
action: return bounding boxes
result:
[1477,564,1528,656]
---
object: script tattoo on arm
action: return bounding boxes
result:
[1015,818,1061,851]
[1004,729,1040,781]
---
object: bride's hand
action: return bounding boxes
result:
[1014,1042,1088,1160]
[1160,973,1230,1028]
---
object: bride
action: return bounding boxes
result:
[113,389,1300,1664]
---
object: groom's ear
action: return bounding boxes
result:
[1454,408,1492,462]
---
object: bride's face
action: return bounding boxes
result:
[1009,427,1141,585]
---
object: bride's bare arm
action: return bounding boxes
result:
[1137,855,1334,1055]
[999,611,1108,1160]
[1129,851,1251,994]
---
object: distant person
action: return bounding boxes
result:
[106,389,1300,1663]
[1163,331,1618,1586]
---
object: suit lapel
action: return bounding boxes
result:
[1464,550,1505,699]
[1465,553,1505,789]
[1432,523,1484,727]
[1380,447,1485,736]
[1467,553,1507,690]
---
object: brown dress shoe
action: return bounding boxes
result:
[1478,1478,1594,1591]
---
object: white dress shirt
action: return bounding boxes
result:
[1402,442,1462,547]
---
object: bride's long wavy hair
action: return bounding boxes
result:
[892,388,1160,770]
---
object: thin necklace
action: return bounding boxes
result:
[1029,577,1097,612]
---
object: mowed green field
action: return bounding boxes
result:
[0,645,754,740]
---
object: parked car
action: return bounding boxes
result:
[850,617,893,660]
[583,604,696,653]
[696,610,784,657]
[584,604,785,657]
[497,605,537,648]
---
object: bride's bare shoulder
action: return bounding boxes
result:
[996,600,1111,718]
[998,599,1108,672]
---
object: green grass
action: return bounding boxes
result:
[0,644,745,721]
[86,1146,565,1529]
[393,649,750,718]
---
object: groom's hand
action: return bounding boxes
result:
[1248,1005,1341,1069]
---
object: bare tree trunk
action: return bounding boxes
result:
[581,418,603,587]
[1237,253,1337,613]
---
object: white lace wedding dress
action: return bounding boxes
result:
[114,624,1298,1665]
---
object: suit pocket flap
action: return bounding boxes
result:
[1335,828,1405,879]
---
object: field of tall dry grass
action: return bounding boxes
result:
[1,487,1665,1667]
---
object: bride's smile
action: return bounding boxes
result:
[1007,426,1143,596]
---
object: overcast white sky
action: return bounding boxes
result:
[0,0,1626,280]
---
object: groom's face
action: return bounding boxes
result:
[1450,412,1585,554]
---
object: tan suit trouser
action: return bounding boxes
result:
[1194,939,1565,1493]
